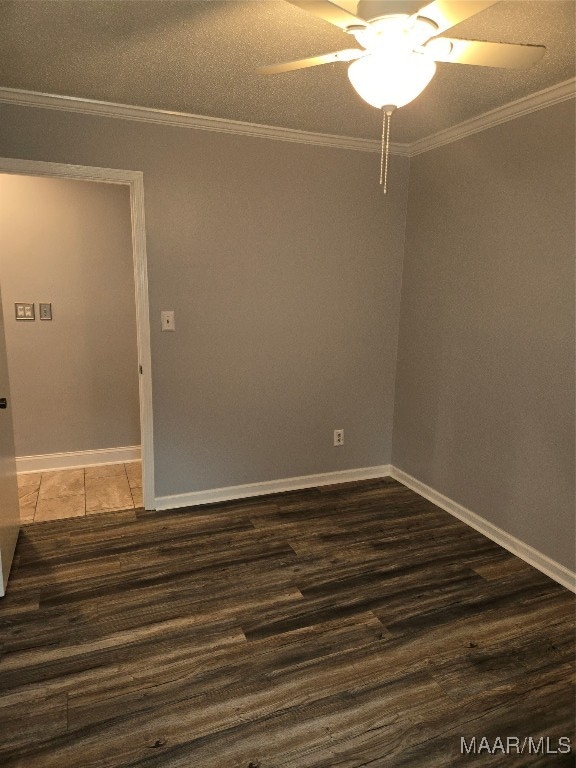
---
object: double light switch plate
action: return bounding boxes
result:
[15,302,34,320]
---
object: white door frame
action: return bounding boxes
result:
[0,157,155,510]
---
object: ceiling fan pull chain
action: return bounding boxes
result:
[380,107,395,195]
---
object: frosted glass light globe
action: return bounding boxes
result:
[348,51,436,109]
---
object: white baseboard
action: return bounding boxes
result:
[17,446,141,474]
[155,464,391,511]
[389,466,576,593]
[132,456,575,592]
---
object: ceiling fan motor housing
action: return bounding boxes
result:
[350,14,438,53]
[357,0,427,21]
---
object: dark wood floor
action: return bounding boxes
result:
[0,478,574,767]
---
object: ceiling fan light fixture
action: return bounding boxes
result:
[347,50,436,109]
[351,14,437,51]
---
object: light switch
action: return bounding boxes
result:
[161,310,175,331]
[15,303,35,320]
[39,303,52,320]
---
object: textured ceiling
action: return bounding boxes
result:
[0,0,574,143]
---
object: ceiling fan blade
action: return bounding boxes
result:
[285,1,367,30]
[416,1,499,35]
[425,38,546,68]
[329,0,361,13]
[257,48,364,75]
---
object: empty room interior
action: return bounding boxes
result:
[0,1,574,766]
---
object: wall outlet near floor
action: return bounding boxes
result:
[334,429,344,446]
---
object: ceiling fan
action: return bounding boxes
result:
[258,1,546,191]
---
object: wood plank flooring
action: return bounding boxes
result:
[0,478,574,767]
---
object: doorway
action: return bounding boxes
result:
[0,158,154,513]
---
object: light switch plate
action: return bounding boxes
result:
[15,303,35,320]
[161,310,175,331]
[39,303,52,320]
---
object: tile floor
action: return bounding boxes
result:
[17,461,143,524]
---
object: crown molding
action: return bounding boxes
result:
[0,79,572,159]
[0,87,411,155]
[409,77,576,157]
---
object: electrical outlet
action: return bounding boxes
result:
[161,310,175,331]
[334,429,344,446]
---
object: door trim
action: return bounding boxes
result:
[0,158,155,510]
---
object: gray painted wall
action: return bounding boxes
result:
[2,97,570,574]
[0,174,140,456]
[0,105,409,495]
[393,101,575,571]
